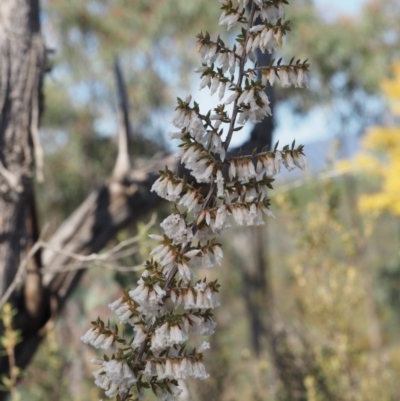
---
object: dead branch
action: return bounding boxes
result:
[112,56,132,182]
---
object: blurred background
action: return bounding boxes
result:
[5,0,400,399]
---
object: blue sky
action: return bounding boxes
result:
[315,0,367,16]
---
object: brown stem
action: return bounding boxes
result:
[223,2,257,150]
[130,4,259,388]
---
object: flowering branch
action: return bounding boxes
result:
[81,1,308,400]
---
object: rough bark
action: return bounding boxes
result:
[0,0,45,298]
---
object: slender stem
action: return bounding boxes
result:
[223,2,257,150]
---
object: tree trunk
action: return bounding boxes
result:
[0,0,45,298]
[0,3,47,398]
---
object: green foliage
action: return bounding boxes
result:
[0,304,22,401]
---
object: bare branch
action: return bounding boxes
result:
[113,56,132,182]
[0,212,157,308]
[0,242,40,310]
[30,57,44,183]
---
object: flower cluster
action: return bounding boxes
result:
[82,1,308,400]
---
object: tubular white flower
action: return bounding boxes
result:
[283,151,296,171]
[199,74,211,90]
[279,68,290,88]
[219,11,240,30]
[297,68,309,88]
[144,360,153,377]
[215,170,224,198]
[210,75,220,95]
[218,81,227,100]
[215,204,228,229]
[183,288,196,310]
[225,90,239,105]
[193,361,209,379]
[229,160,237,180]
[274,150,283,173]
[293,151,307,170]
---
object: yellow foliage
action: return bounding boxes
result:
[362,127,400,151]
[344,62,400,216]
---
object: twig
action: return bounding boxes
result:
[0,214,156,307]
[272,169,352,196]
[0,242,41,309]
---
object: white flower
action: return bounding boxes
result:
[215,170,224,198]
[274,27,283,47]
[155,362,164,379]
[225,91,239,105]
[98,334,114,350]
[192,361,209,379]
[170,325,188,345]
[210,75,220,95]
[269,68,277,86]
[164,358,173,378]
[144,360,153,377]
[219,11,240,30]
[251,34,261,52]
[212,244,223,265]
[198,341,211,353]
[232,206,245,226]
[245,187,257,202]
[151,322,169,351]
[249,25,264,34]
[283,152,296,171]
[81,327,100,345]
[218,52,229,72]
[293,151,307,170]
[246,36,254,54]
[261,28,278,53]
[218,81,226,100]
[279,68,290,88]
[246,203,265,226]
[183,288,196,310]
[199,74,211,90]
[228,50,236,74]
[229,160,237,180]
[184,249,201,258]
[297,68,309,88]
[130,282,150,303]
[289,68,299,87]
[111,301,137,324]
[132,326,147,348]
[214,204,228,229]
[274,151,282,173]
[172,360,182,379]
[151,176,169,199]
[179,356,189,374]
[206,286,220,308]
[160,214,193,244]
[177,262,192,282]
